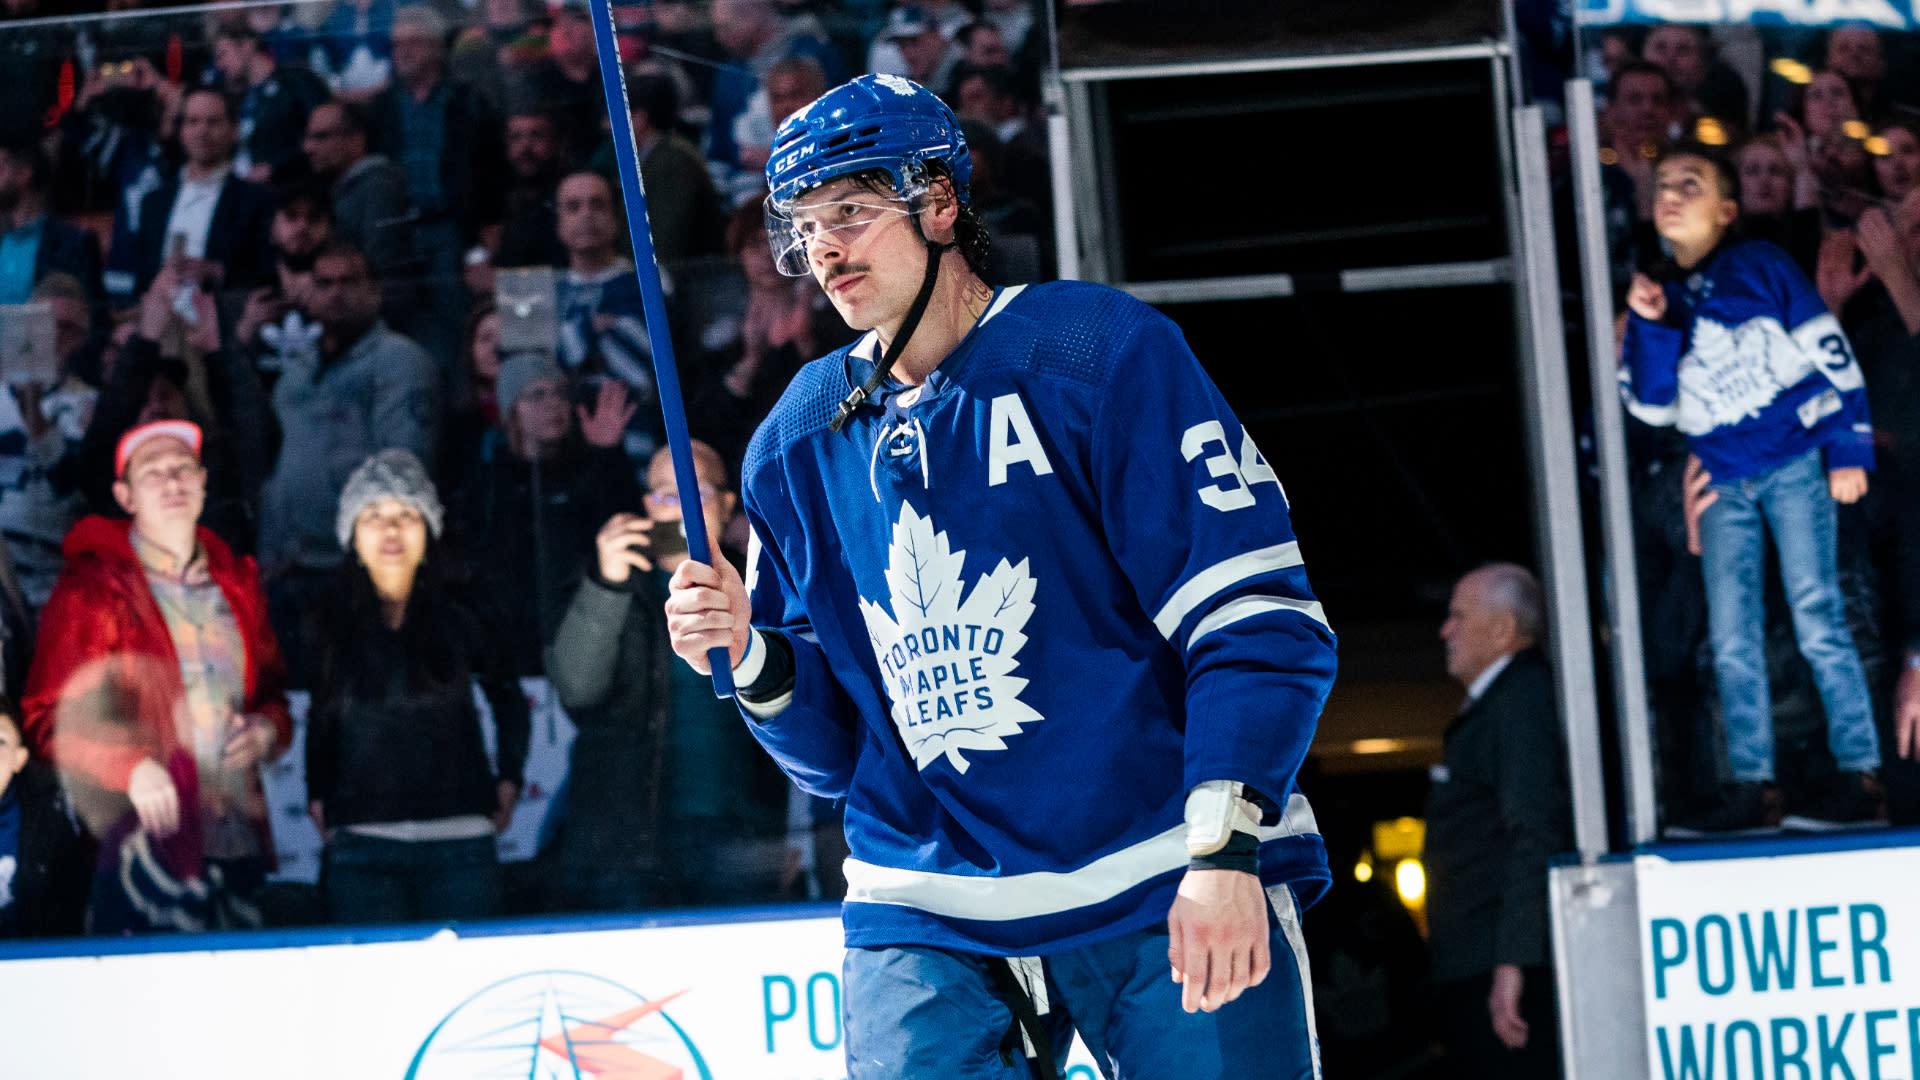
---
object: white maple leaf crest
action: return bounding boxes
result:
[874,73,919,97]
[860,503,1042,774]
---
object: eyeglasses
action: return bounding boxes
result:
[644,486,718,508]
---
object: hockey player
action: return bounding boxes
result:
[665,74,1336,1079]
[1622,142,1882,830]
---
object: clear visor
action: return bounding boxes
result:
[764,191,917,276]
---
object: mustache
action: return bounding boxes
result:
[825,263,870,285]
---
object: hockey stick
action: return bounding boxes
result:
[586,0,734,697]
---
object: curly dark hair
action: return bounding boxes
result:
[850,164,993,279]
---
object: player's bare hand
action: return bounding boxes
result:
[1168,869,1269,1013]
[1829,466,1869,504]
[1626,273,1667,322]
[665,555,751,674]
[128,758,180,837]
[596,512,653,584]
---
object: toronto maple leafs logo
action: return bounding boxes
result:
[874,73,919,97]
[259,310,322,374]
[860,503,1042,774]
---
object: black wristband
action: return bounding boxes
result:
[739,630,796,704]
[1189,828,1260,875]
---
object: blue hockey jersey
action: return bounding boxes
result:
[737,280,1337,956]
[1620,239,1874,482]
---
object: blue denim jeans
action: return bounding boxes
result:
[843,886,1319,1080]
[1698,449,1881,782]
[323,832,502,925]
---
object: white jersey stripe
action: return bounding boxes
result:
[1152,542,1304,640]
[979,284,1028,327]
[1186,594,1330,652]
[843,794,1319,921]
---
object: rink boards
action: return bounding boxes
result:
[1552,828,1920,1080]
[0,904,1103,1079]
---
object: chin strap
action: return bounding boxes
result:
[829,242,947,434]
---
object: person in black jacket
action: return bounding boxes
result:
[0,703,90,939]
[126,89,277,306]
[1424,563,1571,1080]
[452,354,642,677]
[305,449,529,925]
[211,21,332,186]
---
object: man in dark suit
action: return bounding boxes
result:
[1424,563,1570,1080]
[127,88,276,304]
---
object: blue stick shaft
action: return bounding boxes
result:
[587,0,734,698]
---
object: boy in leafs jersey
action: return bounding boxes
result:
[665,75,1336,1079]
[1622,142,1882,831]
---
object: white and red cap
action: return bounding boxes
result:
[114,420,203,478]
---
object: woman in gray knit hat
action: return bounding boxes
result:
[303,449,532,925]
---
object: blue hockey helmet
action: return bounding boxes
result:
[765,73,973,209]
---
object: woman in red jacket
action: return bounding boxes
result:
[22,421,291,934]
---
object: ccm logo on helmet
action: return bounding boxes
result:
[775,142,817,174]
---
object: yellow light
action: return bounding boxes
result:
[1695,117,1728,146]
[1844,119,1871,141]
[1350,737,1407,755]
[1770,58,1813,85]
[1395,859,1426,904]
[1372,817,1426,862]
[1354,858,1373,883]
[1866,135,1892,156]
[1598,147,1619,166]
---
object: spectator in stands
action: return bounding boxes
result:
[952,64,1050,218]
[1799,69,1874,218]
[1604,62,1676,224]
[314,0,397,102]
[959,21,1011,70]
[24,419,291,933]
[1641,23,1749,134]
[874,6,961,96]
[211,20,331,185]
[1425,564,1568,1080]
[1872,119,1920,204]
[1820,191,1920,825]
[1736,133,1820,274]
[1623,143,1882,830]
[868,0,968,83]
[302,102,415,297]
[0,136,103,303]
[488,105,570,273]
[441,303,501,492]
[515,1,607,167]
[982,0,1038,62]
[0,278,96,616]
[707,0,842,202]
[1825,24,1890,120]
[258,244,437,684]
[730,55,830,186]
[127,89,276,303]
[454,353,641,676]
[305,448,528,925]
[235,182,335,392]
[589,73,724,266]
[547,440,785,910]
[554,171,660,459]
[372,4,507,384]
[0,702,89,938]
[83,264,264,556]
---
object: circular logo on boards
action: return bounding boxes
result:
[406,970,712,1079]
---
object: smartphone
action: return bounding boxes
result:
[494,266,558,359]
[645,517,688,561]
[0,302,58,388]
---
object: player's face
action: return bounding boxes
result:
[793,177,926,332]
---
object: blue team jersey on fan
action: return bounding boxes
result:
[738,280,1337,955]
[1620,239,1875,482]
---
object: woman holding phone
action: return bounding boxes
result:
[544,440,787,912]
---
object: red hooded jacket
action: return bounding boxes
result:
[21,516,292,872]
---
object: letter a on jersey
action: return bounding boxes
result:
[859,503,1044,773]
[988,393,1054,486]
